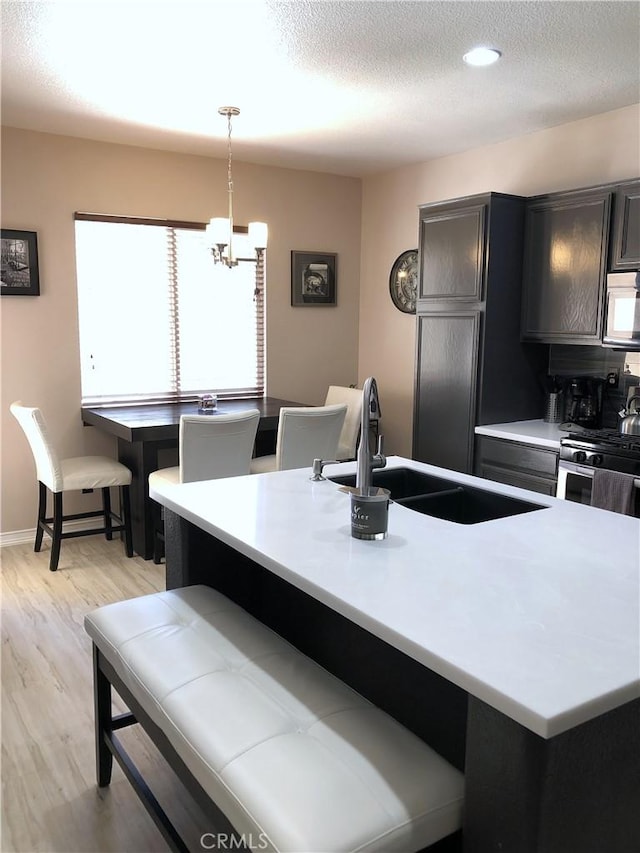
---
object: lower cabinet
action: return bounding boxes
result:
[474,436,558,496]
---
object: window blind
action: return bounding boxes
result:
[74,214,265,405]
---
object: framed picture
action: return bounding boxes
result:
[291,251,337,306]
[1,230,40,296]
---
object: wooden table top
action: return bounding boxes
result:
[81,398,308,443]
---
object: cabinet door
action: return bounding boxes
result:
[413,311,480,473]
[610,180,640,271]
[521,188,611,343]
[418,203,486,304]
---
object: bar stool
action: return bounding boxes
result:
[10,401,133,572]
[249,404,347,473]
[324,385,364,460]
[148,410,261,562]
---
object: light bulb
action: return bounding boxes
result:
[463,47,501,67]
[248,221,268,250]
[208,217,231,247]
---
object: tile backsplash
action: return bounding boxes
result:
[548,345,640,428]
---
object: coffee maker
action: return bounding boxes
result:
[563,377,604,428]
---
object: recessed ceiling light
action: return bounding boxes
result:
[463,47,502,67]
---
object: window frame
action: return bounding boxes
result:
[74,212,265,406]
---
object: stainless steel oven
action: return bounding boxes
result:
[557,429,640,516]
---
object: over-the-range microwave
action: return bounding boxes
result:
[602,271,640,350]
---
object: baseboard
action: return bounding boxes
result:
[0,519,99,549]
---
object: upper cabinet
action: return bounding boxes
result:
[521,187,611,344]
[610,179,640,271]
[417,202,486,304]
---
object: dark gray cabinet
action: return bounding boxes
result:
[413,193,548,474]
[474,435,558,496]
[418,202,485,302]
[415,311,480,472]
[610,179,640,271]
[521,187,612,344]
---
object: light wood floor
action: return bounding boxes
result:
[1,535,213,852]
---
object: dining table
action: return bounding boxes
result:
[81,397,307,559]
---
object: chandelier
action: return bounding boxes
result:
[205,106,268,267]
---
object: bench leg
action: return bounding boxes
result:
[90,643,192,852]
[93,645,114,787]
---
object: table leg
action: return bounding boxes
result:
[116,438,160,560]
[253,427,277,459]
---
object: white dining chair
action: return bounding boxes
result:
[249,404,347,474]
[10,400,133,572]
[324,385,364,460]
[149,410,261,485]
[148,409,260,561]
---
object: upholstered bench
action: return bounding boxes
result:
[85,586,464,853]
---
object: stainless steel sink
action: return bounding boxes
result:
[329,466,546,524]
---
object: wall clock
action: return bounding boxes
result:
[389,250,418,314]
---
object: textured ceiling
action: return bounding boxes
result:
[1,0,639,177]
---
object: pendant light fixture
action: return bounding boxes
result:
[206,106,268,267]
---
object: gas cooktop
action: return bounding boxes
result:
[563,428,640,452]
[560,428,640,475]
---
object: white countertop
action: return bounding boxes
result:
[475,419,571,449]
[150,456,640,740]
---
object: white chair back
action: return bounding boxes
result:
[179,410,260,483]
[10,401,63,492]
[275,404,347,471]
[324,385,364,460]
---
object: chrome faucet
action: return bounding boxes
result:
[356,377,386,492]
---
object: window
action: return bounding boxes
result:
[75,215,264,404]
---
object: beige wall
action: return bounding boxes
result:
[0,129,362,534]
[359,104,640,456]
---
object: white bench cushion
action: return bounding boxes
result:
[85,586,464,853]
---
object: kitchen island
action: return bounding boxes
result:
[150,456,639,852]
